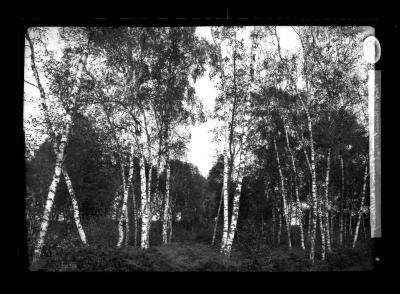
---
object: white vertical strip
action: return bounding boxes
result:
[369,68,382,238]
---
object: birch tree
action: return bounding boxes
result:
[27,28,93,264]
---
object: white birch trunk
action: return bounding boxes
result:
[117,146,134,247]
[28,32,89,263]
[274,138,291,249]
[131,181,138,247]
[317,198,326,261]
[224,145,246,256]
[220,150,230,253]
[324,149,332,252]
[224,178,242,256]
[284,125,305,250]
[33,128,70,263]
[146,163,152,240]
[62,167,87,244]
[162,156,171,245]
[307,115,318,263]
[125,149,134,246]
[140,155,150,248]
[117,163,128,248]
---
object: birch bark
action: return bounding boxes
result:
[117,161,128,247]
[224,144,246,256]
[162,154,171,244]
[317,197,326,260]
[284,125,305,250]
[352,164,368,248]
[324,149,332,252]
[140,154,150,248]
[274,138,292,248]
[31,33,89,263]
[62,167,87,244]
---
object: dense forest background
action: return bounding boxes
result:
[24,26,373,271]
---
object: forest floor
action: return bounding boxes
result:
[29,220,374,272]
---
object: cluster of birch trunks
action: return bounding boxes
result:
[25,26,370,266]
[26,29,176,264]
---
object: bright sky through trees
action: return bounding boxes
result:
[188,26,300,176]
[24,26,301,176]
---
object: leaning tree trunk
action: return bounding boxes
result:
[274,138,291,249]
[32,43,89,264]
[33,129,71,263]
[62,167,87,245]
[27,32,89,263]
[212,188,223,246]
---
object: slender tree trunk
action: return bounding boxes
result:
[28,32,89,264]
[146,163,153,241]
[168,203,173,243]
[224,145,245,256]
[125,206,130,247]
[284,125,305,250]
[272,196,276,245]
[274,138,291,249]
[278,209,282,245]
[212,188,223,246]
[317,197,326,261]
[33,122,71,263]
[339,155,345,246]
[111,185,123,221]
[117,164,128,247]
[352,165,368,248]
[141,155,150,248]
[125,149,134,246]
[62,167,87,244]
[324,149,332,252]
[224,177,243,256]
[162,155,171,244]
[307,115,318,263]
[131,182,138,247]
[329,210,334,247]
[220,150,230,253]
